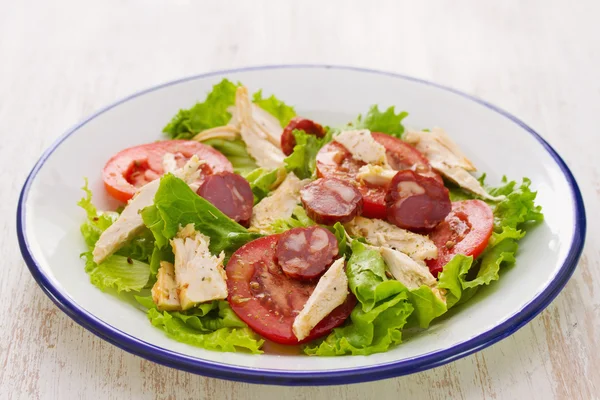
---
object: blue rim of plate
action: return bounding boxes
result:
[17,65,586,386]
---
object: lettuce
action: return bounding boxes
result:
[437,254,476,308]
[284,129,333,179]
[438,178,543,308]
[351,105,408,138]
[141,174,260,259]
[78,180,152,292]
[78,179,118,247]
[252,90,296,127]
[201,138,258,175]
[489,177,544,231]
[149,245,174,276]
[82,252,151,293]
[138,295,262,354]
[244,167,286,204]
[405,285,448,329]
[305,240,415,355]
[163,79,240,139]
[304,291,413,356]
[135,297,263,353]
[346,241,404,312]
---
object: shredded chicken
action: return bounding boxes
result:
[344,216,438,264]
[151,261,181,311]
[404,128,504,201]
[249,173,309,234]
[233,87,286,168]
[170,224,227,310]
[192,125,240,142]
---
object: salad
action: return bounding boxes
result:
[78,79,543,355]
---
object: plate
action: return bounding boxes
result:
[17,65,586,385]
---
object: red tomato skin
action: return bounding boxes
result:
[316,132,441,219]
[427,200,494,277]
[226,235,356,345]
[102,140,232,202]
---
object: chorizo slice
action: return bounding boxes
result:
[197,171,254,226]
[301,178,363,225]
[385,170,451,231]
[281,117,326,156]
[275,226,339,280]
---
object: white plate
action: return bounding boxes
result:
[17,65,586,385]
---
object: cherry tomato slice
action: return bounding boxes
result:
[226,235,356,345]
[102,140,233,202]
[316,132,441,219]
[427,200,494,277]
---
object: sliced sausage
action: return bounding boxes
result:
[197,171,253,226]
[281,117,326,156]
[385,170,451,231]
[371,132,443,184]
[275,226,339,280]
[301,178,363,225]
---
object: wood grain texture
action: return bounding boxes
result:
[1,0,598,399]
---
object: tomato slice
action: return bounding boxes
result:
[226,235,356,345]
[427,200,494,277]
[316,132,441,219]
[102,140,233,202]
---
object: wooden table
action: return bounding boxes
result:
[1,0,598,398]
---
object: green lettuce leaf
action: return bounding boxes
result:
[244,167,286,204]
[344,240,445,329]
[78,179,153,292]
[138,296,264,353]
[202,138,258,175]
[271,205,316,233]
[141,174,260,259]
[488,177,544,231]
[163,79,240,139]
[437,254,475,308]
[405,285,448,329]
[305,240,420,356]
[252,90,296,127]
[304,291,413,356]
[147,307,264,354]
[78,179,118,247]
[437,177,543,308]
[284,129,333,179]
[346,241,404,312]
[81,252,151,293]
[351,105,408,138]
[149,245,175,276]
[332,222,348,256]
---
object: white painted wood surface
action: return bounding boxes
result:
[1,0,598,398]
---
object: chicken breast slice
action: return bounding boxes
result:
[151,261,181,311]
[170,224,227,310]
[380,247,446,302]
[234,87,286,169]
[344,216,438,264]
[249,172,310,234]
[293,257,348,341]
[334,130,389,166]
[92,156,202,264]
[228,103,282,147]
[404,128,504,201]
[192,125,240,142]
